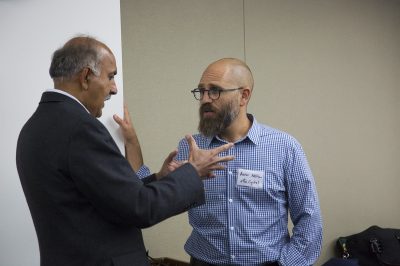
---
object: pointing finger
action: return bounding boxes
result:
[113,114,123,125]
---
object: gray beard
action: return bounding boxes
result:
[198,101,239,137]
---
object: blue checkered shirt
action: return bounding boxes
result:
[174,115,322,266]
[136,115,322,265]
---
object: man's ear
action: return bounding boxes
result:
[79,67,91,90]
[240,86,252,106]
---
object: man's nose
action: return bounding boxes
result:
[110,83,118,95]
[200,91,212,104]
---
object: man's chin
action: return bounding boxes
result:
[200,116,215,123]
[198,124,219,137]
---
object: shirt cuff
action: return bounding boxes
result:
[136,164,151,178]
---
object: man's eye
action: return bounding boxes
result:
[109,76,114,80]
[209,87,221,94]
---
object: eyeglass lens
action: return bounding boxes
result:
[193,87,221,100]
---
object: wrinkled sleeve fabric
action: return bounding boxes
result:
[278,140,323,266]
[68,120,205,228]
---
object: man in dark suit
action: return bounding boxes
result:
[16,36,233,266]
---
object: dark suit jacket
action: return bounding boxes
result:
[16,92,205,266]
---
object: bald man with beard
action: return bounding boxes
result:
[175,58,323,266]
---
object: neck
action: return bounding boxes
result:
[219,113,251,143]
[54,79,83,102]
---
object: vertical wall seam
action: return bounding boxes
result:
[243,0,246,62]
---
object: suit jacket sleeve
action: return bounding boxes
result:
[68,120,204,228]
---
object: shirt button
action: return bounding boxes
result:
[231,255,235,259]
[230,226,234,231]
[228,199,233,203]
[228,171,233,175]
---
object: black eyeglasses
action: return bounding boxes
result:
[191,86,243,100]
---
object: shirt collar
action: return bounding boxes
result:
[245,114,261,145]
[45,88,90,113]
[205,114,261,147]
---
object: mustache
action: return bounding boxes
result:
[200,103,215,113]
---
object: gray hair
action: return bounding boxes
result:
[49,36,103,80]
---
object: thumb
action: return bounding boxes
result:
[165,149,178,163]
[185,134,198,153]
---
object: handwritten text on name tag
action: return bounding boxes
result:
[237,169,264,189]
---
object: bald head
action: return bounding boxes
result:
[63,36,112,54]
[49,36,113,80]
[204,58,254,91]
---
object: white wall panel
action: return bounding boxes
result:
[0,1,124,265]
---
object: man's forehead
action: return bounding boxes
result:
[100,48,116,65]
[200,65,232,85]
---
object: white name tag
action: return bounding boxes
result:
[237,169,264,189]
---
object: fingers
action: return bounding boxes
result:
[186,135,232,156]
[215,155,235,163]
[210,163,230,171]
[167,160,185,172]
[186,134,198,153]
[157,150,180,179]
[199,164,227,180]
[123,105,131,124]
[113,114,123,125]
[185,134,235,178]
[165,149,178,163]
[203,172,215,179]
[113,106,133,130]
[210,142,234,155]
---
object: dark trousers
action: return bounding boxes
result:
[190,256,279,266]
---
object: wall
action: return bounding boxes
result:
[121,0,400,265]
[0,0,124,265]
[121,0,244,261]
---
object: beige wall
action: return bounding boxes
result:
[121,0,400,265]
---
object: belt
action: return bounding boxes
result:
[190,256,279,266]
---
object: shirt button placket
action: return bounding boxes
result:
[226,145,235,264]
